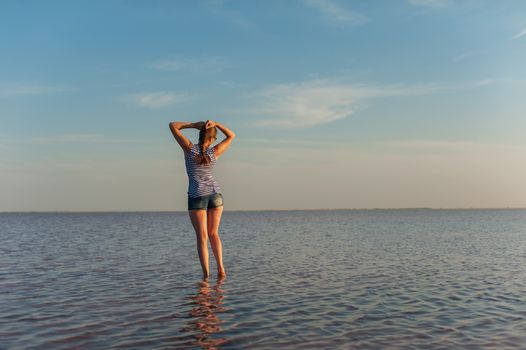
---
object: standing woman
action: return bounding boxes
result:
[169,119,235,279]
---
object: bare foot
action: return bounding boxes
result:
[218,270,226,278]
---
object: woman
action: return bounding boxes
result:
[169,119,235,279]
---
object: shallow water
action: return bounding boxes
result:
[1,209,525,349]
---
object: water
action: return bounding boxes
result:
[1,209,525,349]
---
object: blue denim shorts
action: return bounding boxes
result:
[188,193,224,210]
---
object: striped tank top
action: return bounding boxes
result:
[184,144,222,198]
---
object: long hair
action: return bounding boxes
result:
[195,125,218,166]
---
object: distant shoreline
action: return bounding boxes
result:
[1,207,525,214]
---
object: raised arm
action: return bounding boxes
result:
[168,121,204,152]
[210,121,235,159]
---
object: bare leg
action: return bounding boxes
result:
[207,206,226,277]
[189,209,209,279]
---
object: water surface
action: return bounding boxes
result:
[1,209,525,349]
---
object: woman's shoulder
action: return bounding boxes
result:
[209,145,218,156]
[184,143,197,155]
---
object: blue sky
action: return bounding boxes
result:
[1,0,525,211]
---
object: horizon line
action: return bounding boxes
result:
[1,207,525,214]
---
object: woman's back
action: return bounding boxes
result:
[184,144,221,198]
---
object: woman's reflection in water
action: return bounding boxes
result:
[182,275,229,349]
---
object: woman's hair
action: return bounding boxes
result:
[195,125,218,166]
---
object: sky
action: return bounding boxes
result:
[1,0,525,211]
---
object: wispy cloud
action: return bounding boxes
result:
[123,91,193,109]
[241,77,497,128]
[471,78,494,87]
[2,134,152,144]
[204,0,258,30]
[149,56,226,73]
[244,78,467,128]
[381,139,519,152]
[510,27,526,41]
[408,0,448,7]
[237,138,313,145]
[0,83,64,97]
[302,0,367,26]
[452,51,476,63]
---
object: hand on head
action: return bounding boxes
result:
[205,120,216,129]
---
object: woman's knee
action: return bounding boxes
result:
[207,230,219,239]
[196,232,208,243]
